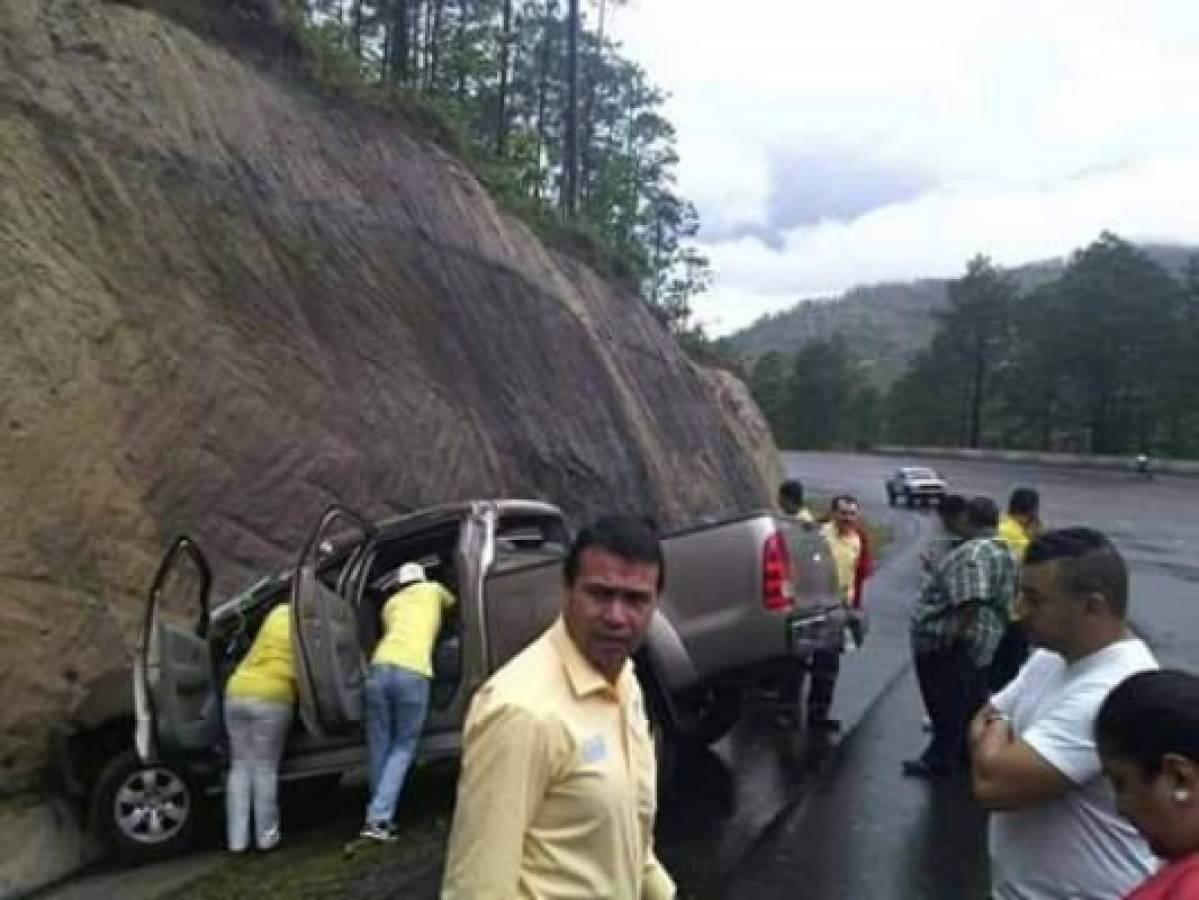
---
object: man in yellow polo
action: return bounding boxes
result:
[811,494,865,732]
[442,516,675,899]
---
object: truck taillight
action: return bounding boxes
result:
[763,531,795,611]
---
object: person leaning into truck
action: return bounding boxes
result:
[808,494,866,733]
[360,562,457,842]
[442,516,675,899]
[223,599,296,853]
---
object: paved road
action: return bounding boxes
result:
[39,452,1199,899]
[721,451,1199,899]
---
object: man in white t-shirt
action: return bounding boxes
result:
[970,527,1159,900]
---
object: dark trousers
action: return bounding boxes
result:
[914,646,988,770]
[807,648,841,723]
[989,621,1030,692]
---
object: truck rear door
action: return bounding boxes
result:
[134,537,219,763]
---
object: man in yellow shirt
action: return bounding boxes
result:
[360,562,456,841]
[990,487,1042,690]
[809,495,865,733]
[442,516,675,899]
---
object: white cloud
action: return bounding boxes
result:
[610,0,1199,334]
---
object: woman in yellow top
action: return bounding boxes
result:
[360,562,456,841]
[223,600,295,852]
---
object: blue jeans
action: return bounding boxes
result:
[364,663,430,826]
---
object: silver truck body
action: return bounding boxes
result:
[65,499,841,859]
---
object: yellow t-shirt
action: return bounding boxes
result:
[442,619,675,900]
[997,514,1032,562]
[997,514,1034,619]
[371,581,456,678]
[226,604,295,704]
[821,522,862,605]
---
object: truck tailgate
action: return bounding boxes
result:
[658,513,839,690]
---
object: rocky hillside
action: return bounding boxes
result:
[0,0,780,881]
[727,244,1198,386]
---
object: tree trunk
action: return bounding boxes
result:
[579,0,606,206]
[455,0,470,100]
[533,12,554,200]
[495,0,513,156]
[561,0,579,217]
[410,0,423,87]
[350,0,364,57]
[428,0,445,89]
[392,0,410,85]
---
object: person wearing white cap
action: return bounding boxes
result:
[360,561,456,841]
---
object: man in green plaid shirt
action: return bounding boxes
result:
[904,496,1018,777]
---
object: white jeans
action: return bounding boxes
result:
[224,696,292,851]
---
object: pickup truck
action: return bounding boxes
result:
[885,466,948,507]
[56,499,840,860]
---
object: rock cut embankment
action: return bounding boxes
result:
[0,0,779,890]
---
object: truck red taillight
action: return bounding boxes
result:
[763,531,795,611]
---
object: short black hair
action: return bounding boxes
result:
[778,479,804,505]
[564,515,664,592]
[1024,527,1128,617]
[1096,669,1199,775]
[831,493,858,511]
[966,495,999,529]
[938,494,967,522]
[1008,487,1040,516]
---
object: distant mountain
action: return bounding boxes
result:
[725,243,1198,388]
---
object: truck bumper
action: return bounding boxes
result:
[786,606,848,658]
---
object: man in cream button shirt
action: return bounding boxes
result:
[442,516,675,899]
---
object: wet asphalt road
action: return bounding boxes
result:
[716,452,1199,900]
[39,453,1199,899]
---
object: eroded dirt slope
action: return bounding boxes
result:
[0,0,780,803]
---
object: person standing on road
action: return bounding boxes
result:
[809,494,865,734]
[223,600,296,853]
[971,528,1158,900]
[360,562,457,842]
[442,516,675,900]
[904,496,1016,777]
[1096,669,1199,900]
[778,478,815,525]
[921,494,969,579]
[991,487,1043,691]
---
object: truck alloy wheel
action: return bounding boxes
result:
[93,750,198,859]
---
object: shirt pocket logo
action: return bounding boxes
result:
[580,734,607,764]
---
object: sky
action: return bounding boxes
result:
[610,0,1199,334]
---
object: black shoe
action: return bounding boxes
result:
[901,758,950,778]
[808,717,842,733]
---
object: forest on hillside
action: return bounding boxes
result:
[749,234,1199,458]
[293,0,709,328]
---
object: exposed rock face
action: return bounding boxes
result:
[0,0,780,836]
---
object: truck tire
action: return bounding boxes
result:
[92,750,199,860]
[683,684,742,746]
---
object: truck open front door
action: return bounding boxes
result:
[133,536,218,764]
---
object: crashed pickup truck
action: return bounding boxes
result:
[56,499,840,860]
